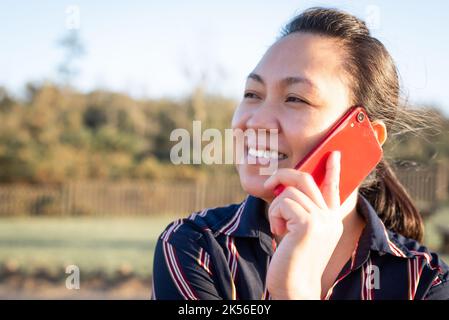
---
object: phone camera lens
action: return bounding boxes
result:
[357,112,365,122]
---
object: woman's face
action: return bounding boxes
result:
[232,32,352,203]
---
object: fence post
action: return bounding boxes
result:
[60,183,66,217]
[435,161,449,202]
[197,179,208,212]
[66,182,74,216]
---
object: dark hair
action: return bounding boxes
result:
[280,7,427,242]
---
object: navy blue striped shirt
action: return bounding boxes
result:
[151,193,449,300]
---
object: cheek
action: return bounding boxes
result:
[281,110,313,144]
[288,108,347,159]
[280,109,328,160]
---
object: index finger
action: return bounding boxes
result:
[264,168,328,210]
[321,150,341,210]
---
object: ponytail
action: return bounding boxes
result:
[360,159,424,242]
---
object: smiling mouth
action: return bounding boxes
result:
[247,147,288,161]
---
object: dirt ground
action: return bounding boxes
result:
[0,274,152,300]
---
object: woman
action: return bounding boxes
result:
[151,7,449,300]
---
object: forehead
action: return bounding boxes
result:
[249,32,350,107]
[252,32,345,83]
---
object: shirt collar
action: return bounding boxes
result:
[352,193,413,269]
[217,195,274,255]
[220,192,413,260]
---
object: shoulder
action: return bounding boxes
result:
[152,202,246,300]
[157,199,244,246]
[386,229,449,299]
[388,230,448,273]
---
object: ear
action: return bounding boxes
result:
[371,120,387,146]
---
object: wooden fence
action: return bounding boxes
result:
[0,176,245,217]
[0,163,447,217]
[394,162,448,215]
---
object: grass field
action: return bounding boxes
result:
[1,208,448,277]
[0,215,175,278]
[0,206,448,298]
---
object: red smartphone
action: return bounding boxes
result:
[273,106,383,205]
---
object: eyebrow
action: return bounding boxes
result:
[247,72,317,89]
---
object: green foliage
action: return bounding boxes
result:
[0,82,447,184]
[384,108,449,164]
[0,83,237,183]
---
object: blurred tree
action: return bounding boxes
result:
[0,87,14,113]
[83,106,108,131]
[0,83,446,184]
[56,31,85,86]
[384,107,449,164]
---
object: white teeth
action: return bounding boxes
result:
[247,147,287,160]
[248,148,258,157]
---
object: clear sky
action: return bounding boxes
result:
[1,0,449,115]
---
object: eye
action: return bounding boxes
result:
[243,91,260,100]
[285,96,308,104]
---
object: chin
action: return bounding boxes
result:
[236,164,275,203]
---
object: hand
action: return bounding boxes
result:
[263,151,343,299]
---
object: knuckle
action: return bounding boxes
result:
[298,171,312,179]
[323,181,339,190]
[301,218,314,231]
[268,204,278,217]
[326,160,337,170]
[279,197,291,207]
[279,198,295,212]
[268,210,278,223]
[284,185,298,195]
[302,172,313,181]
[300,172,315,185]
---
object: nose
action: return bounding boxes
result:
[246,100,280,132]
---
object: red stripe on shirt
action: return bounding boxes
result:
[162,241,198,300]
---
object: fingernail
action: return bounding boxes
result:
[334,151,341,162]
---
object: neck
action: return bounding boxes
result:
[339,189,365,235]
